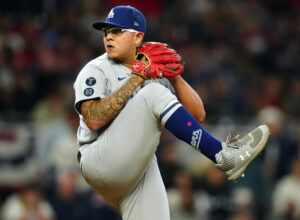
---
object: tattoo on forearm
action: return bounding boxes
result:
[81,75,143,127]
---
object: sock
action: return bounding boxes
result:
[160,104,222,163]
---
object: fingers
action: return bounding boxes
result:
[151,54,182,64]
[138,42,168,54]
[159,63,184,77]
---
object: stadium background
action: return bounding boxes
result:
[0,0,299,219]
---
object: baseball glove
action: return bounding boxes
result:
[131,42,184,80]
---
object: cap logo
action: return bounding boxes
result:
[134,21,139,26]
[108,9,114,18]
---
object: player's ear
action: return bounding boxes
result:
[134,32,144,47]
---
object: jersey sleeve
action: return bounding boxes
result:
[73,63,107,114]
[162,78,176,94]
[144,78,175,94]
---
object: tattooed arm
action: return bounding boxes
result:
[81,74,145,131]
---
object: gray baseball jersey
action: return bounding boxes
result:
[74,53,174,146]
[74,53,180,220]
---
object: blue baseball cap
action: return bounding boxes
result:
[92,6,146,33]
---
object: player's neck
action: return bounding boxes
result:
[122,61,133,69]
[111,56,134,69]
[123,49,137,69]
[115,50,136,69]
[121,57,135,69]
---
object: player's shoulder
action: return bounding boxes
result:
[82,53,111,71]
[75,53,112,82]
[74,53,108,87]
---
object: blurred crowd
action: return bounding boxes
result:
[0,0,299,219]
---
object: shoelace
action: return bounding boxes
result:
[225,133,242,152]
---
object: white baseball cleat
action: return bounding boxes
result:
[215,125,270,182]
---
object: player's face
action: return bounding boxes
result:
[103,26,144,65]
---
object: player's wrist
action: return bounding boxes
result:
[168,75,182,85]
[130,73,146,84]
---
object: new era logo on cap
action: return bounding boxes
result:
[92,6,146,33]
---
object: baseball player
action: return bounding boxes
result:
[73,6,270,220]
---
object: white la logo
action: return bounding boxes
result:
[108,9,114,18]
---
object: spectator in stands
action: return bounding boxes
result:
[49,171,121,220]
[271,157,300,219]
[258,106,298,181]
[1,183,55,220]
[158,142,183,189]
[168,170,208,220]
